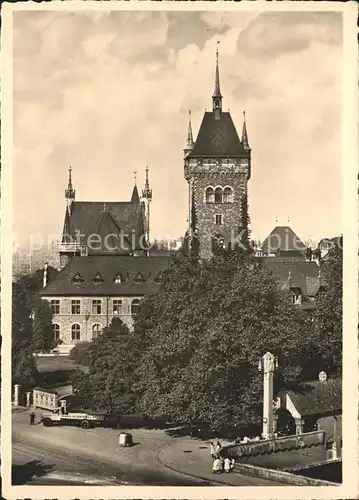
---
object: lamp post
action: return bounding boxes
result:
[258,352,278,440]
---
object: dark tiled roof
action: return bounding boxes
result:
[262,226,307,255]
[286,378,342,417]
[189,112,248,157]
[63,201,145,252]
[41,255,171,296]
[131,185,140,204]
[263,257,320,296]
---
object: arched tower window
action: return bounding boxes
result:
[205,187,215,204]
[71,323,81,342]
[52,323,60,341]
[223,187,233,203]
[92,323,102,340]
[131,299,141,316]
[215,187,223,204]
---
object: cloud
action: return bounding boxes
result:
[11,10,343,249]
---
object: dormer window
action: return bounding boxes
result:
[134,273,145,284]
[72,272,84,284]
[114,273,123,284]
[92,272,104,284]
[154,273,163,285]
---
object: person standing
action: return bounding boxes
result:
[224,457,231,473]
[209,442,215,458]
[30,411,35,425]
[212,456,222,474]
[215,441,222,455]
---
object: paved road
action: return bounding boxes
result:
[12,410,214,486]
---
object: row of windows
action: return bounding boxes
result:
[72,272,162,285]
[53,323,103,342]
[205,187,233,204]
[50,298,141,316]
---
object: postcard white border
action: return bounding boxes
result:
[1,1,358,499]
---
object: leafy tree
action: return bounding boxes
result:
[70,317,138,412]
[11,266,59,389]
[309,237,343,376]
[132,250,306,433]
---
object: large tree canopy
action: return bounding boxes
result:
[132,250,306,432]
[70,317,138,412]
[12,266,58,389]
[309,237,342,376]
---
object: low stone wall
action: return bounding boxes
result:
[233,463,337,486]
[222,431,325,459]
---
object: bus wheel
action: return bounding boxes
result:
[81,420,90,429]
[42,418,53,427]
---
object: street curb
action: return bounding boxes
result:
[157,447,233,486]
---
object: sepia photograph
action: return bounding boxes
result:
[1,1,358,498]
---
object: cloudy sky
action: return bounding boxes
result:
[12,9,342,250]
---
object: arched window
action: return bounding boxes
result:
[52,323,60,341]
[205,187,215,204]
[215,187,223,204]
[131,299,141,316]
[92,323,102,340]
[223,187,233,203]
[71,323,81,342]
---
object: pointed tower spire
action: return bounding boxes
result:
[142,166,152,247]
[184,110,194,157]
[131,184,140,204]
[65,166,75,214]
[212,42,222,118]
[242,111,250,150]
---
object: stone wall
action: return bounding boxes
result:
[185,158,250,259]
[47,295,142,345]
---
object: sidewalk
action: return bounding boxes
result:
[158,438,285,486]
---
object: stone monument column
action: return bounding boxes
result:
[259,352,278,439]
[13,384,20,407]
[26,392,31,408]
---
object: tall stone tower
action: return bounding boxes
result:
[184,47,251,259]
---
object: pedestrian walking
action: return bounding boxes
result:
[215,441,222,454]
[230,458,235,471]
[212,456,223,474]
[30,411,35,425]
[209,441,215,458]
[224,457,231,473]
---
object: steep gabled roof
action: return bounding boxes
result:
[41,255,171,296]
[61,201,145,252]
[285,378,342,417]
[84,209,131,254]
[131,185,140,204]
[262,226,307,255]
[263,257,320,296]
[188,112,248,157]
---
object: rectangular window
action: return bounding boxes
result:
[92,299,102,315]
[50,300,60,315]
[113,299,123,315]
[71,299,81,315]
[215,214,223,225]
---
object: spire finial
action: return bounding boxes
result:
[241,110,250,150]
[65,165,75,204]
[184,110,194,155]
[134,171,137,185]
[212,41,222,115]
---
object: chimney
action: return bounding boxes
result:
[43,262,48,288]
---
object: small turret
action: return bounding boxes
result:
[65,166,75,214]
[242,111,250,150]
[212,42,222,119]
[141,166,152,246]
[183,110,194,158]
[131,172,140,204]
